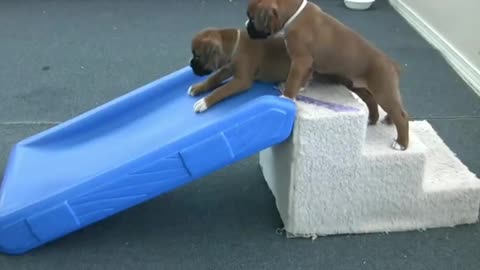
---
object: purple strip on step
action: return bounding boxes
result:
[296,95,359,113]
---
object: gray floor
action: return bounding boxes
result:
[1,0,479,269]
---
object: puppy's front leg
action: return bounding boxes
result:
[188,66,233,96]
[282,42,313,99]
[193,78,252,113]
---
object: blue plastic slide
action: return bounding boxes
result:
[0,67,296,254]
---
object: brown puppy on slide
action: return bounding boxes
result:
[188,28,290,112]
[245,0,409,150]
[188,28,379,123]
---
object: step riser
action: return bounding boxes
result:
[292,114,368,163]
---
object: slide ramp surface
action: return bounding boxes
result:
[0,67,296,254]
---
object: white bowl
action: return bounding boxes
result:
[344,0,375,10]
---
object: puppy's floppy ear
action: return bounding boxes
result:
[254,7,270,31]
[269,5,281,33]
[203,37,224,68]
[254,4,280,33]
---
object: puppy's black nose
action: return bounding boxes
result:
[246,19,270,39]
[190,58,211,76]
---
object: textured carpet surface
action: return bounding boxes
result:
[261,85,480,237]
[1,0,479,269]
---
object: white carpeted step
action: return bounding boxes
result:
[260,82,480,237]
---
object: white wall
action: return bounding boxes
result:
[390,0,480,94]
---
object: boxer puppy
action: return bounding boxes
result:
[188,27,379,124]
[245,0,409,150]
[188,27,291,113]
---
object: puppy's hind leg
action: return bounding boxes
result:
[387,106,409,150]
[316,74,379,125]
[368,75,409,150]
[350,87,379,125]
[382,114,393,125]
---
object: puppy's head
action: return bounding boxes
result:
[190,29,227,76]
[246,0,282,39]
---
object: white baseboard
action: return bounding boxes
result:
[389,0,480,96]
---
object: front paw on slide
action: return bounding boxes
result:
[193,98,209,113]
[187,83,206,96]
[187,85,198,96]
[187,86,195,96]
[280,95,295,101]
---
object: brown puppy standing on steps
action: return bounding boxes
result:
[188,28,379,123]
[245,0,409,150]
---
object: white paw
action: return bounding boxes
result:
[245,19,250,27]
[194,98,208,113]
[187,85,195,96]
[280,95,296,103]
[391,140,406,151]
[299,87,305,92]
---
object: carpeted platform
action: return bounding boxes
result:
[260,84,480,236]
[1,0,479,269]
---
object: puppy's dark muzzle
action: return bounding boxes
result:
[190,59,212,76]
[245,19,271,39]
